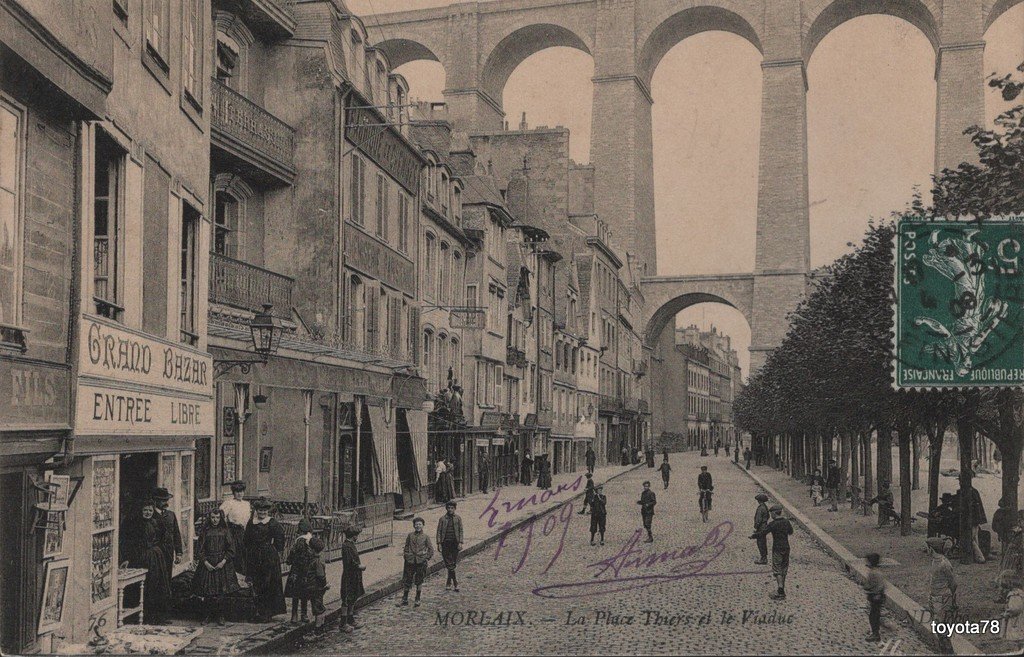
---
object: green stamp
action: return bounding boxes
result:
[894,216,1024,388]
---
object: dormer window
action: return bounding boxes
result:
[216,37,239,83]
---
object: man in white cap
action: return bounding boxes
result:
[750,504,794,600]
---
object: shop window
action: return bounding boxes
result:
[91,457,117,607]
[92,130,126,321]
[180,203,200,345]
[0,96,23,333]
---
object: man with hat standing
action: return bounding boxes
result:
[152,487,183,570]
[436,501,464,592]
[753,493,770,565]
[926,536,957,622]
[221,480,252,573]
[750,504,794,600]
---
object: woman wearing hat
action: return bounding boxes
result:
[193,508,241,625]
[243,498,286,622]
[120,499,172,624]
[284,518,314,624]
[221,481,252,574]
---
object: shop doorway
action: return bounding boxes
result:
[395,410,421,510]
[119,453,157,526]
[357,403,375,504]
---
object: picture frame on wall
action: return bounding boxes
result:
[259,446,273,473]
[38,558,70,635]
[221,443,236,485]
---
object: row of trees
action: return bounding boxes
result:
[735,63,1024,562]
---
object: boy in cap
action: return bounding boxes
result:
[436,501,463,591]
[863,553,886,642]
[285,518,314,623]
[637,481,656,543]
[750,504,794,600]
[303,537,328,632]
[339,525,366,633]
[400,517,434,607]
[659,456,672,490]
[926,536,957,622]
[753,493,770,565]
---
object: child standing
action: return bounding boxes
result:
[303,537,328,632]
[284,518,314,624]
[863,552,886,642]
[399,517,434,608]
[192,509,241,625]
[339,525,366,633]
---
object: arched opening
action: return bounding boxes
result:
[375,38,446,104]
[650,31,761,276]
[501,47,594,163]
[984,2,1024,126]
[807,14,936,267]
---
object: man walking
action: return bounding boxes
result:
[714,439,720,457]
[399,518,434,607]
[590,484,607,546]
[436,502,463,592]
[753,493,770,565]
[585,444,596,475]
[698,465,714,522]
[744,447,752,470]
[479,453,490,494]
[750,504,794,600]
[579,472,595,514]
[637,481,656,543]
[659,456,672,490]
[826,458,841,512]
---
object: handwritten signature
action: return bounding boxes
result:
[532,521,764,599]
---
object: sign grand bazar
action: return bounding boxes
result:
[75,318,213,435]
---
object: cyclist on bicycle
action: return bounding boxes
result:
[698,466,714,522]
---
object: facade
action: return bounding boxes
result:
[657,325,742,454]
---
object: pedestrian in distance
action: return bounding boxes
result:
[725,442,730,457]
[968,485,988,563]
[659,456,671,490]
[399,517,434,607]
[714,439,720,457]
[826,458,841,512]
[436,501,463,592]
[744,447,752,470]
[753,493,770,564]
[339,524,366,633]
[621,446,630,466]
[863,553,886,642]
[750,504,794,600]
[585,444,596,475]
[303,537,328,633]
[243,497,287,622]
[579,472,595,514]
[698,465,714,523]
[479,452,490,494]
[521,450,534,486]
[926,536,957,622]
[637,481,656,543]
[646,447,655,468]
[285,518,314,624]
[192,508,240,626]
[590,484,608,546]
[868,480,899,526]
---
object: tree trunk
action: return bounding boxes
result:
[862,431,874,516]
[956,413,976,565]
[851,431,860,510]
[1003,438,1022,520]
[927,428,944,537]
[839,432,851,507]
[877,425,892,490]
[912,432,921,490]
[898,425,913,536]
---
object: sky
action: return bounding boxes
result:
[348,0,1024,378]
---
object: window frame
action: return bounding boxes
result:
[91,129,127,322]
[181,0,204,118]
[142,0,172,90]
[0,94,25,332]
[179,202,200,345]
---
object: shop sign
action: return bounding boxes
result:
[0,360,70,429]
[79,317,212,396]
[345,228,416,296]
[75,383,213,435]
[345,106,421,193]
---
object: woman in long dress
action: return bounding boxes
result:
[120,500,172,624]
[521,450,534,486]
[220,481,252,574]
[243,498,286,622]
[192,509,241,625]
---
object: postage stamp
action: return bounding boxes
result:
[893,215,1024,388]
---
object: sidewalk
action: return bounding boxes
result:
[177,462,641,655]
[738,461,1014,655]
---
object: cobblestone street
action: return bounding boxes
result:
[291,452,934,655]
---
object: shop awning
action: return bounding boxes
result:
[366,404,401,496]
[406,409,429,487]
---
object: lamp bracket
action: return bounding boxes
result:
[214,357,267,378]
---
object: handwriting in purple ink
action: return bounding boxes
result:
[531,520,764,599]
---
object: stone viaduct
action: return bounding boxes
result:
[365,0,1020,372]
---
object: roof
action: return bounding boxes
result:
[460,175,505,207]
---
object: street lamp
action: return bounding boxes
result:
[214,304,288,377]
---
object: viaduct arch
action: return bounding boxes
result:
[368,0,1020,373]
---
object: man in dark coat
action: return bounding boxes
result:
[152,487,183,570]
[590,485,608,545]
[579,473,596,514]
[744,447,752,470]
[244,497,286,622]
[826,458,841,511]
[753,493,770,564]
[621,446,630,466]
[659,457,672,489]
[479,453,490,494]
[968,485,988,563]
[637,481,657,543]
[585,445,596,474]
[436,501,464,591]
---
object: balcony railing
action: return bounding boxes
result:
[211,78,295,182]
[506,345,528,368]
[599,394,623,414]
[209,252,293,318]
